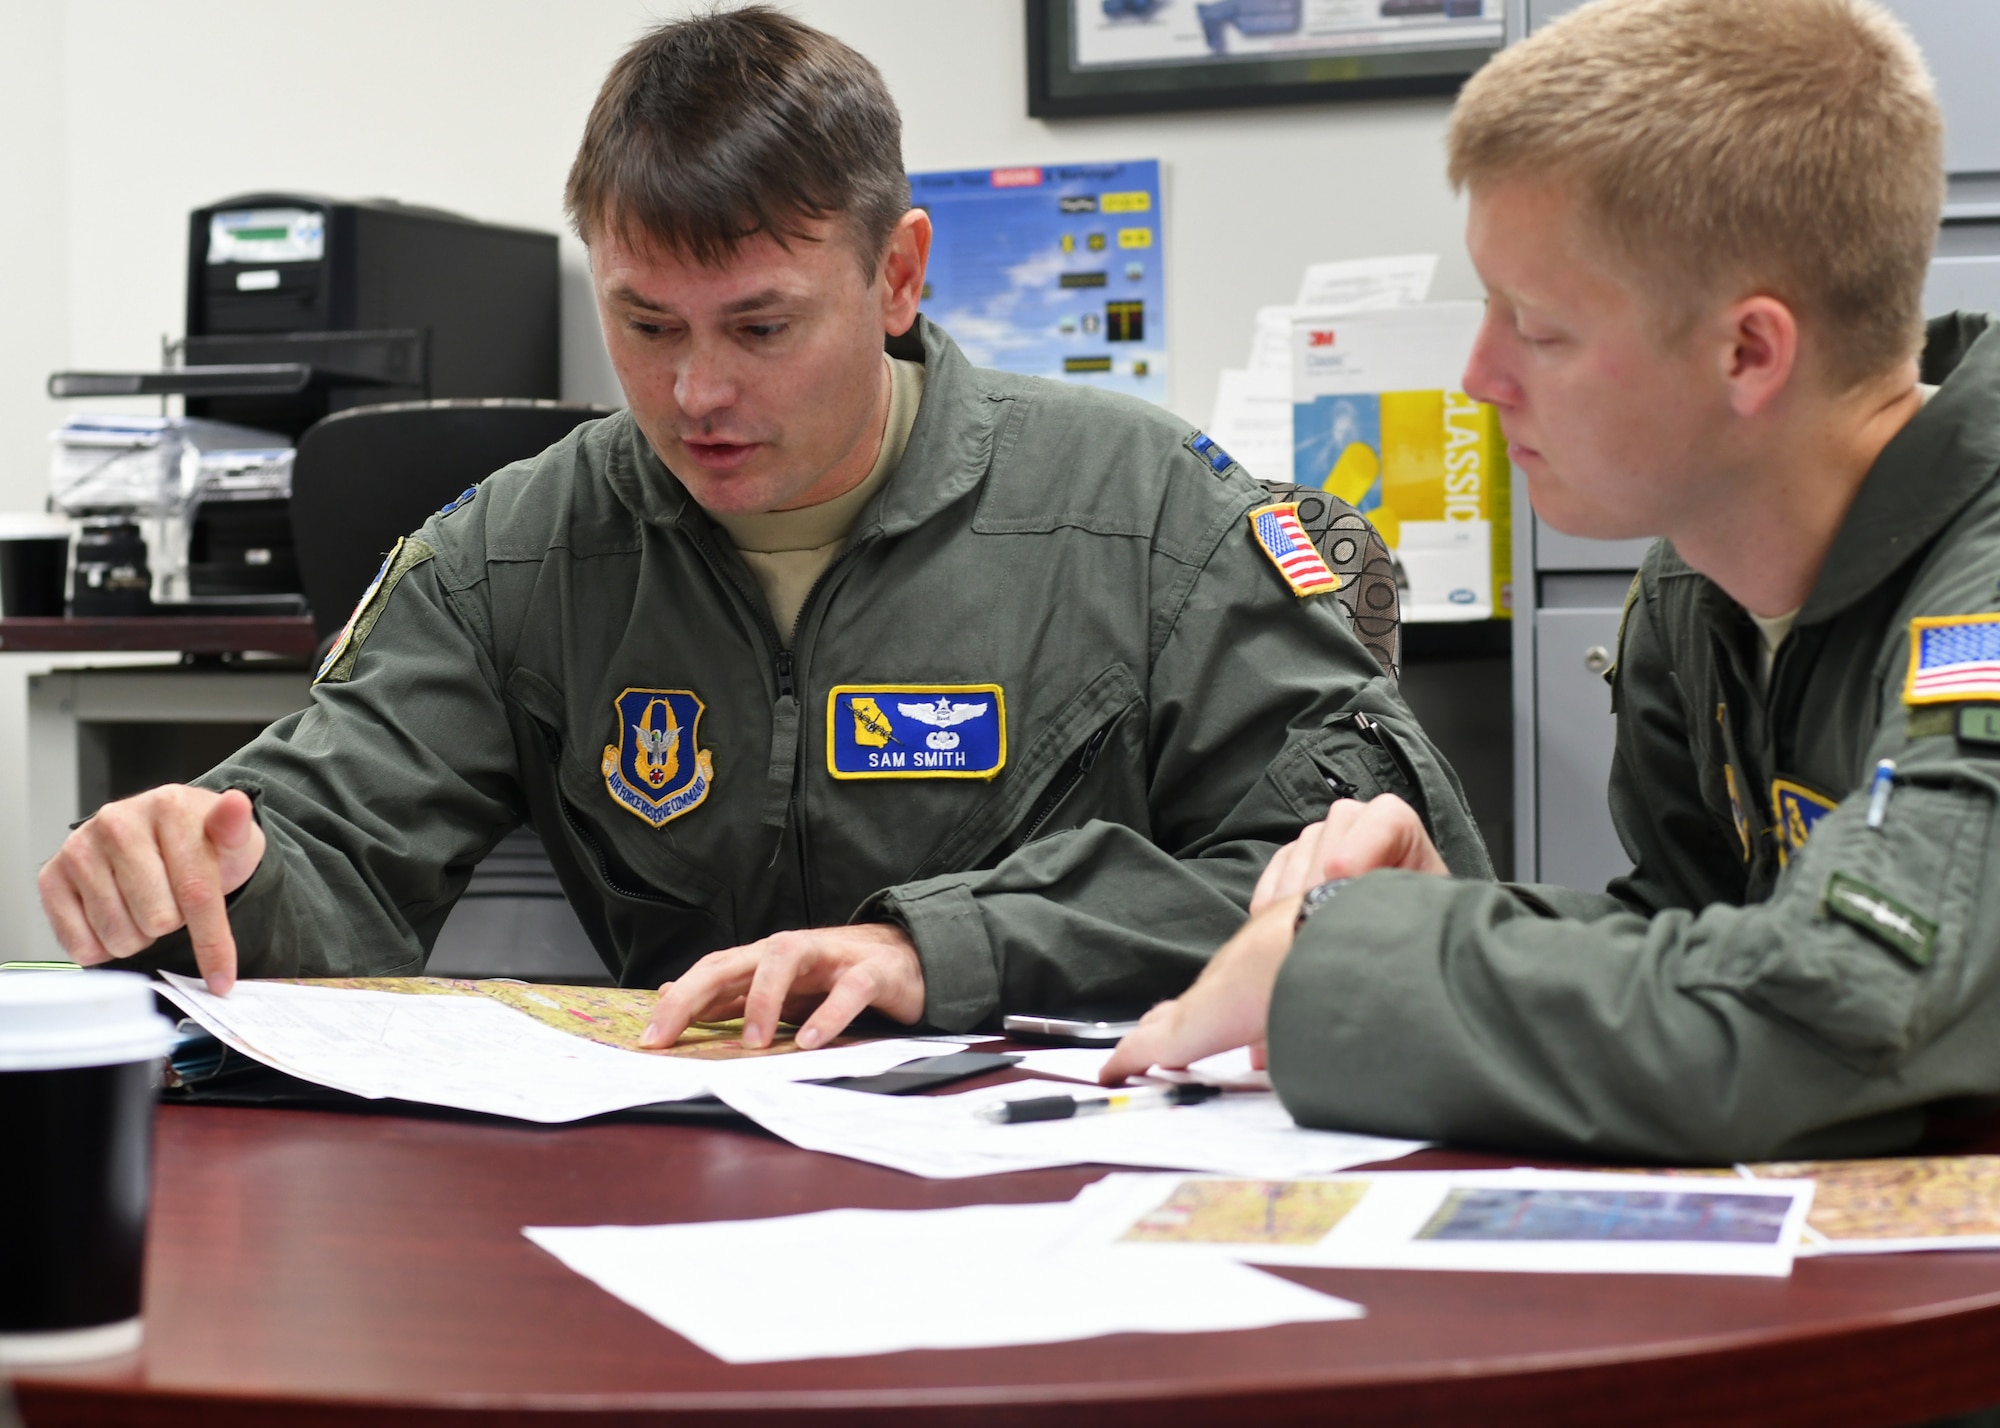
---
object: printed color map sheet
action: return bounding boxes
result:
[1669,1157,2000,1255]
[1055,1171,1815,1277]
[157,974,965,1124]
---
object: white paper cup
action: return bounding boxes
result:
[0,972,175,1366]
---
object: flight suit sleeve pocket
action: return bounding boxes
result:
[1679,780,1990,1071]
[1267,710,1492,880]
[1268,718,1405,824]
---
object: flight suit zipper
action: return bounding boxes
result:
[999,723,1113,858]
[532,718,679,906]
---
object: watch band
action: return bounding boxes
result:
[1295,877,1352,931]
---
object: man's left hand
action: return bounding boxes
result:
[1098,895,1301,1085]
[642,923,925,1052]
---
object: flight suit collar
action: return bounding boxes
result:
[1797,312,2000,625]
[605,314,997,542]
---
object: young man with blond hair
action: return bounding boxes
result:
[1107,0,1999,1163]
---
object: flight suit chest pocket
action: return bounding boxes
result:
[1679,777,1992,1072]
[502,666,729,916]
[908,664,1143,879]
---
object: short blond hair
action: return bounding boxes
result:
[1448,0,1943,388]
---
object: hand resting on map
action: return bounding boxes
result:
[643,923,926,1052]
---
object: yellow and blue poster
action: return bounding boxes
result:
[911,159,1166,404]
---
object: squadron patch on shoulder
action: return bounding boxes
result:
[1249,503,1341,598]
[601,689,714,827]
[1904,613,2000,705]
[827,684,1006,779]
[1771,777,1838,867]
[1185,431,1238,476]
[315,537,435,684]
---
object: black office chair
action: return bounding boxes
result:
[1257,481,1402,682]
[291,398,618,643]
[290,398,619,983]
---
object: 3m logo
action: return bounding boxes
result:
[990,167,1043,188]
[1308,330,1336,347]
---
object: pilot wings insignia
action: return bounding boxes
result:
[897,697,988,729]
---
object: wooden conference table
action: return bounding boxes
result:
[16,1082,2000,1426]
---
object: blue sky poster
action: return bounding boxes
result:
[911,159,1166,405]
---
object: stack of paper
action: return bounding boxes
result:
[712,1074,1425,1180]
[525,1200,1362,1363]
[156,973,972,1124]
[1208,254,1437,484]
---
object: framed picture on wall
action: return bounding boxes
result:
[1026,0,1504,118]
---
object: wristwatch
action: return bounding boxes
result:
[1294,877,1352,931]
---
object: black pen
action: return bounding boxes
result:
[974,1083,1221,1124]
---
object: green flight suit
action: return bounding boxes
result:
[1270,312,2000,1163]
[140,318,1488,1028]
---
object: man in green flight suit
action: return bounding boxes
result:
[1106,0,2000,1163]
[38,8,1486,1052]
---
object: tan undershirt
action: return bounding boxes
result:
[709,355,925,642]
[1751,381,1940,687]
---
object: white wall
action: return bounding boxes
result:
[0,0,1476,949]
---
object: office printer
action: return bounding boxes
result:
[49,194,558,613]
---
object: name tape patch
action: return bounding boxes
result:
[1905,613,2000,705]
[1249,502,1341,598]
[1823,871,1937,966]
[601,688,714,827]
[828,685,1006,779]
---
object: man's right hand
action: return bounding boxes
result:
[38,786,265,994]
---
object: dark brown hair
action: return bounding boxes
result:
[565,5,910,274]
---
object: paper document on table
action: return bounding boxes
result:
[1058,1170,1815,1278]
[713,1075,1424,1180]
[156,974,957,1124]
[525,1198,1361,1363]
[1014,1044,1271,1092]
[1295,254,1437,309]
[1664,1156,2000,1255]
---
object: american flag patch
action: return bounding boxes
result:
[1904,613,2000,705]
[1249,502,1341,597]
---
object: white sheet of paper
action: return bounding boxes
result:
[1059,1171,1815,1278]
[1015,1044,1271,1092]
[1294,253,1437,309]
[1208,367,1295,484]
[158,974,959,1124]
[525,1200,1361,1363]
[713,1075,1425,1181]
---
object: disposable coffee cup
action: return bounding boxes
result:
[0,514,72,619]
[0,972,175,1366]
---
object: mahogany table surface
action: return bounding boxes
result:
[15,1092,2000,1428]
[0,616,318,656]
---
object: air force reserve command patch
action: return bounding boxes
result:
[1772,777,1838,866]
[601,689,714,827]
[1249,503,1341,598]
[1904,613,2000,704]
[827,685,1006,779]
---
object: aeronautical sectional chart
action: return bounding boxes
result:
[912,158,1167,404]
